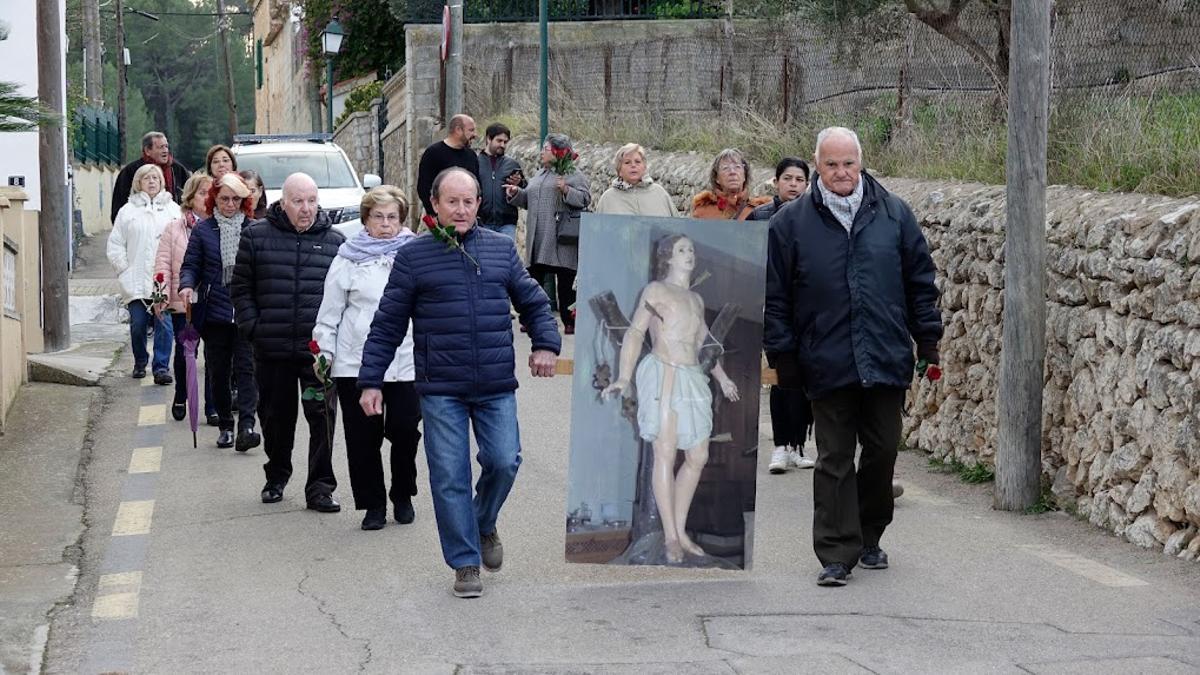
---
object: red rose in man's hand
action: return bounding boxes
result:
[155,271,165,283]
[926,364,942,382]
[308,339,321,355]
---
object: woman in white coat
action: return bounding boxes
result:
[313,185,420,531]
[108,163,181,381]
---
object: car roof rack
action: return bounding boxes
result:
[232,133,333,145]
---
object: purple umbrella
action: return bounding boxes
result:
[180,305,202,448]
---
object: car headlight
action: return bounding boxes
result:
[329,207,359,224]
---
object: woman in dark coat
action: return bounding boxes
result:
[178,172,260,451]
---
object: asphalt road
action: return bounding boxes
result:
[40,331,1200,674]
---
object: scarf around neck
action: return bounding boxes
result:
[214,212,245,286]
[611,175,655,191]
[817,176,864,234]
[338,228,416,263]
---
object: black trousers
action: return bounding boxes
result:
[528,263,576,327]
[256,358,337,500]
[201,321,257,432]
[810,386,905,568]
[335,378,422,511]
[769,385,813,449]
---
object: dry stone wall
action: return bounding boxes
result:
[507,138,1200,561]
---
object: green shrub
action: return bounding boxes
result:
[334,80,384,129]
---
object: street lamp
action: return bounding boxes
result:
[320,19,345,134]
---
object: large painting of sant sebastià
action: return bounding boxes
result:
[564,213,768,569]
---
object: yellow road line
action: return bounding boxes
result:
[92,571,142,620]
[1020,545,1149,587]
[111,500,154,537]
[137,404,166,426]
[128,446,163,474]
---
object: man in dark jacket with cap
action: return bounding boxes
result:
[765,126,942,587]
[358,167,560,598]
[231,172,345,513]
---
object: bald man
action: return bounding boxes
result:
[358,168,560,598]
[416,114,480,217]
[764,127,942,587]
[232,172,347,512]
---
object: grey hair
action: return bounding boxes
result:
[141,131,166,151]
[814,127,863,163]
[544,133,572,154]
[613,143,646,173]
[708,148,750,193]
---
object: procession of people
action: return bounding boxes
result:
[109,120,941,596]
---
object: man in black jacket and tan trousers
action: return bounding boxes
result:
[765,127,942,587]
[232,173,345,512]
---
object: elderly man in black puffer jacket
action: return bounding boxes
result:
[231,172,346,513]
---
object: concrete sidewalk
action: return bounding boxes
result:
[0,231,126,673]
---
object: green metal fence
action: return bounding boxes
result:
[72,107,120,165]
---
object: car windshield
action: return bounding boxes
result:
[235,151,358,190]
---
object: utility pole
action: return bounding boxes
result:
[215,0,239,139]
[994,0,1052,511]
[445,0,464,118]
[538,0,547,143]
[37,0,71,351]
[115,0,127,163]
[83,0,103,103]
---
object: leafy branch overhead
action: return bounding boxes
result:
[0,81,59,132]
[300,0,406,82]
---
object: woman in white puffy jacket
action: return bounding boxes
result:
[107,163,182,381]
[313,186,420,532]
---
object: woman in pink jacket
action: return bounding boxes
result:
[155,173,217,424]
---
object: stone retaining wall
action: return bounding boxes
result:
[508,138,1200,561]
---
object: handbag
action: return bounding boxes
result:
[555,208,581,245]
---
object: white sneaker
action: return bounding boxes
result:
[769,446,789,474]
[789,448,815,469]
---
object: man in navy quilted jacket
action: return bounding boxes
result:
[358,167,561,598]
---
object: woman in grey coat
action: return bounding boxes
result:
[505,133,591,334]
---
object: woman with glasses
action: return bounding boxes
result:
[749,157,816,474]
[690,148,770,220]
[178,173,261,451]
[313,186,421,531]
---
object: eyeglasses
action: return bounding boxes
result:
[368,213,402,223]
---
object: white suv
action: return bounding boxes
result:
[231,134,380,233]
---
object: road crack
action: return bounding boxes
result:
[296,568,375,672]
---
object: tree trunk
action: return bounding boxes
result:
[216,1,240,139]
[82,0,103,103]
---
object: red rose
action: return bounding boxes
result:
[927,364,942,382]
[571,152,579,161]
[155,271,165,283]
[421,214,437,229]
[552,147,567,159]
[308,339,321,355]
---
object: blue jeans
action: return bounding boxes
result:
[128,301,173,374]
[420,391,522,569]
[482,223,517,240]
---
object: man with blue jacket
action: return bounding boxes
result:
[765,127,942,587]
[358,167,561,598]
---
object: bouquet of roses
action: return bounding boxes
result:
[422,214,479,271]
[550,145,579,175]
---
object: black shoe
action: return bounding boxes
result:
[153,371,173,386]
[859,546,889,569]
[307,494,341,513]
[361,508,387,530]
[171,402,186,421]
[817,562,852,587]
[235,425,261,453]
[216,429,235,448]
[132,365,147,379]
[394,498,415,525]
[261,482,284,503]
[480,530,503,572]
[206,413,220,427]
